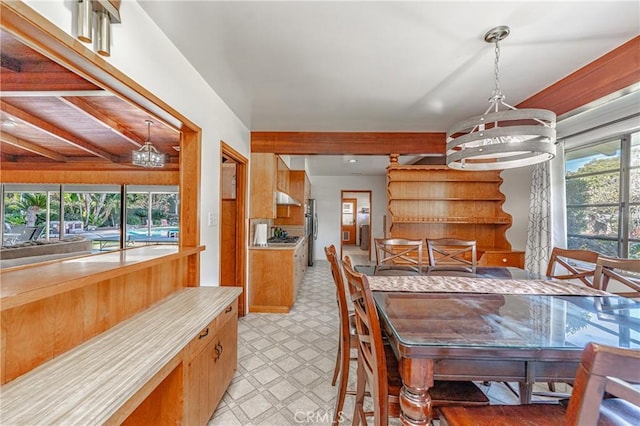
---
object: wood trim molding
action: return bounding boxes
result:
[518,36,640,116]
[1,1,201,257]
[251,131,446,155]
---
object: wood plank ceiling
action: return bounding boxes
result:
[0,30,180,171]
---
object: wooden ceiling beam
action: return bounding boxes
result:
[1,100,119,162]
[518,36,640,116]
[0,70,103,92]
[1,55,21,72]
[1,133,68,161]
[59,96,143,147]
[251,131,446,155]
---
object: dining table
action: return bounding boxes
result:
[355,266,640,426]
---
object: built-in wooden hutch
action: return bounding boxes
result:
[386,159,524,268]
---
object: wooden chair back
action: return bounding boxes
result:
[592,256,640,299]
[546,247,600,287]
[374,238,423,275]
[427,238,477,273]
[342,256,390,425]
[565,342,640,425]
[324,245,357,423]
[325,245,351,331]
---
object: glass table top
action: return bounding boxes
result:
[373,292,640,351]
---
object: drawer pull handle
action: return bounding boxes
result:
[214,342,223,362]
[502,258,508,263]
[225,305,233,313]
[199,328,209,339]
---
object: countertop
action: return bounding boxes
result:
[0,286,242,425]
[249,236,305,250]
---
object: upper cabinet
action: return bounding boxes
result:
[276,156,290,194]
[250,153,277,218]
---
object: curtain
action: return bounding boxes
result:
[526,161,552,275]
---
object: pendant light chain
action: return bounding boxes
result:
[492,39,503,102]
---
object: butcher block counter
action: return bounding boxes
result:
[249,236,308,313]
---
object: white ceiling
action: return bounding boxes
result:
[139,1,640,175]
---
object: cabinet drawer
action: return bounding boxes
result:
[217,300,238,329]
[189,318,217,360]
[481,251,524,268]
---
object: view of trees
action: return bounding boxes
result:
[4,189,178,235]
[566,142,640,259]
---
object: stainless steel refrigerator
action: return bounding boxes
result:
[305,199,318,266]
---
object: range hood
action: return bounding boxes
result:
[276,191,302,206]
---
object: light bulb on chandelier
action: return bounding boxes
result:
[132,120,165,168]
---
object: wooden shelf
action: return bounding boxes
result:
[387,165,518,266]
[391,217,512,224]
[389,197,504,201]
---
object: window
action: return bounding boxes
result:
[2,184,179,256]
[565,131,639,258]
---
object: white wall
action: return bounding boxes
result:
[312,169,533,264]
[25,0,252,287]
[310,175,387,263]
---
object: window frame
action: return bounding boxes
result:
[565,131,639,258]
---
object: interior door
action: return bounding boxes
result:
[341,198,357,245]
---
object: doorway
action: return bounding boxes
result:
[340,190,372,265]
[220,142,248,316]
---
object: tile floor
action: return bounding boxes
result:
[210,260,567,425]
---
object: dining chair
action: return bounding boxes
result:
[592,256,640,299]
[341,257,489,426]
[546,247,600,287]
[541,247,601,394]
[324,245,358,425]
[373,238,424,276]
[426,238,477,273]
[439,342,640,426]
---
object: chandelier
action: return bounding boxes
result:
[132,120,165,168]
[446,26,556,170]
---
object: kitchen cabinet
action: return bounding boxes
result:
[249,240,305,313]
[250,153,298,219]
[185,300,238,426]
[275,170,307,226]
[250,153,277,218]
[276,155,290,193]
[387,164,524,268]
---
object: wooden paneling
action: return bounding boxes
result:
[518,36,640,116]
[0,247,202,384]
[251,131,446,155]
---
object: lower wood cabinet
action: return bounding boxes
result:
[185,300,238,426]
[249,240,306,313]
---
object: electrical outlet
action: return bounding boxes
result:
[208,212,217,227]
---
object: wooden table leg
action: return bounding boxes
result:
[398,357,432,426]
[518,362,535,404]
